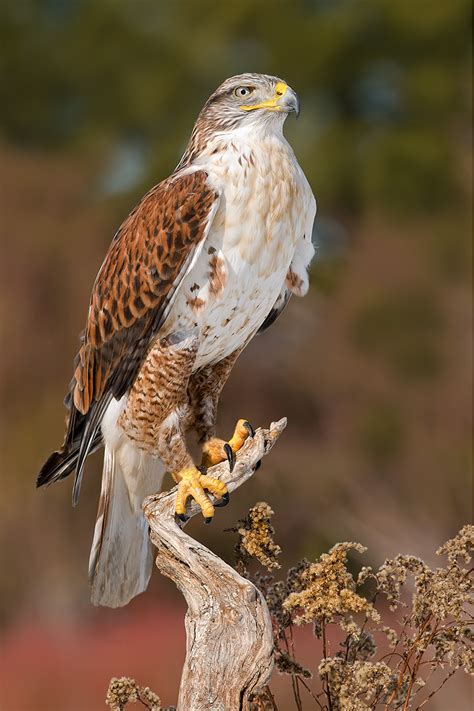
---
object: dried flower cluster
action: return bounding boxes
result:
[318,658,395,710]
[242,510,473,710]
[107,513,472,711]
[233,502,282,572]
[105,677,161,711]
[283,542,380,626]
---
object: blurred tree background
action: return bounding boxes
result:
[0,0,471,709]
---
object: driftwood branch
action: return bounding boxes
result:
[143,418,287,711]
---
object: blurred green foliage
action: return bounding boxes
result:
[356,400,404,464]
[352,287,444,381]
[0,0,470,215]
[311,255,348,297]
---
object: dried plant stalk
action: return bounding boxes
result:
[143,418,287,711]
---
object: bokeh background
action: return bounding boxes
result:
[0,1,471,709]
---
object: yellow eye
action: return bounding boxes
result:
[234,86,253,98]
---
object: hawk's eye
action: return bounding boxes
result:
[234,86,253,98]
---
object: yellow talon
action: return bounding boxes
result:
[202,419,255,469]
[174,466,228,522]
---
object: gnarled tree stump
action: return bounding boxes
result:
[143,418,286,711]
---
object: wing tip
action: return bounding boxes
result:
[36,449,73,488]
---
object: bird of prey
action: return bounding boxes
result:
[37,73,316,608]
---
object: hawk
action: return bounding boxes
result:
[37,73,316,607]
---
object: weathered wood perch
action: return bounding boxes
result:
[143,418,287,711]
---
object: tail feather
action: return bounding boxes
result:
[38,395,164,608]
[89,444,165,608]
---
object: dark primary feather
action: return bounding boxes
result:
[72,395,112,505]
[36,407,103,488]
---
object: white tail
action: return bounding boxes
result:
[89,444,165,607]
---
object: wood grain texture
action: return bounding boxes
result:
[143,418,287,711]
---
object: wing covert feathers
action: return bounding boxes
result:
[72,170,219,415]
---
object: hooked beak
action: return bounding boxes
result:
[240,81,300,118]
[280,87,300,118]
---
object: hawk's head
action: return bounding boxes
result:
[177,73,300,168]
[200,73,300,129]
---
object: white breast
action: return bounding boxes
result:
[163,129,313,369]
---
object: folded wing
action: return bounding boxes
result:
[37,170,220,503]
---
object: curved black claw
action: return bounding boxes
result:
[204,516,213,525]
[176,512,189,524]
[243,420,255,438]
[254,459,262,471]
[214,491,230,508]
[224,442,236,472]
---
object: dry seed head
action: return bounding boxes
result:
[283,542,378,625]
[138,685,161,710]
[106,677,138,710]
[318,658,395,710]
[237,502,281,571]
[437,524,474,564]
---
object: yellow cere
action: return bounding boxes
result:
[240,82,288,112]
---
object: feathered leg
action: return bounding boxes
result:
[188,347,255,471]
[188,348,243,442]
[121,330,228,524]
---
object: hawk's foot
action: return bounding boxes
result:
[174,466,228,524]
[202,419,255,471]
